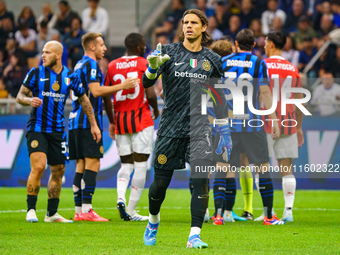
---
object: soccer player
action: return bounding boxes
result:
[263,31,303,222]
[104,33,159,221]
[142,9,230,248]
[16,40,101,223]
[222,29,285,225]
[69,33,138,222]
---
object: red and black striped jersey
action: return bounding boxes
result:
[105,56,154,134]
[263,56,301,135]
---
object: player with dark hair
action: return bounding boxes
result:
[142,9,230,248]
[105,32,159,221]
[69,32,138,222]
[16,40,101,223]
[263,31,303,222]
[222,29,285,225]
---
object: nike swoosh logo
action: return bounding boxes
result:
[174,62,185,66]
[40,78,49,81]
[205,151,212,154]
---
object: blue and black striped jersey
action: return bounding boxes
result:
[222,52,269,132]
[23,66,84,133]
[69,55,104,131]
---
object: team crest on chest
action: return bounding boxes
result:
[202,60,211,71]
[52,81,60,91]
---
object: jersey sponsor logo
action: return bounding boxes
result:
[31,140,38,148]
[175,71,207,79]
[100,145,104,154]
[42,91,66,102]
[226,60,253,68]
[40,78,49,82]
[190,59,197,68]
[266,62,295,71]
[116,61,137,69]
[69,112,77,119]
[52,82,60,91]
[91,69,97,78]
[202,60,211,71]
[175,62,185,66]
[158,154,167,164]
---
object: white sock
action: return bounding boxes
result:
[189,227,201,238]
[117,163,134,203]
[128,161,147,215]
[254,173,260,192]
[282,174,296,214]
[224,210,232,217]
[149,213,160,224]
[75,206,81,214]
[82,203,92,213]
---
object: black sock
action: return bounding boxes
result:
[27,195,37,211]
[259,172,274,218]
[149,168,173,215]
[225,178,236,211]
[189,178,193,195]
[73,172,83,207]
[47,198,59,216]
[191,178,209,228]
[213,178,226,216]
[82,169,97,205]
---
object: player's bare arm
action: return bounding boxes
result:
[78,94,102,143]
[145,86,159,119]
[294,92,304,147]
[16,85,42,107]
[260,85,280,139]
[103,95,115,139]
[88,78,138,98]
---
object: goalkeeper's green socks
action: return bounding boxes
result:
[240,167,253,214]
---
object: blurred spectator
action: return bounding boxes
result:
[318,14,335,37]
[224,15,241,41]
[36,20,59,56]
[279,0,309,14]
[311,71,340,116]
[0,17,14,49]
[249,18,264,37]
[0,49,7,77]
[314,38,334,76]
[215,1,229,32]
[261,0,287,35]
[157,35,170,45]
[314,1,332,31]
[0,78,8,99]
[326,45,340,78]
[253,35,266,59]
[271,16,284,32]
[298,36,317,76]
[82,0,109,37]
[207,16,223,40]
[225,0,241,14]
[195,0,215,18]
[17,6,37,31]
[239,0,259,29]
[15,23,37,58]
[2,50,28,97]
[37,3,58,31]
[210,38,233,57]
[5,37,17,58]
[0,0,14,25]
[54,0,80,35]
[285,0,305,34]
[63,16,85,68]
[293,15,318,50]
[154,17,175,43]
[167,0,186,30]
[282,36,300,67]
[332,0,340,27]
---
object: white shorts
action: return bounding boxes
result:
[116,126,154,156]
[266,133,298,160]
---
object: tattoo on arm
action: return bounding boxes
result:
[79,94,97,127]
[16,86,33,106]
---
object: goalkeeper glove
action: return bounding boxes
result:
[215,124,233,162]
[145,43,170,79]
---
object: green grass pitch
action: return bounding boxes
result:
[0,188,339,254]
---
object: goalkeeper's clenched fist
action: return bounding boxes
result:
[145,43,170,79]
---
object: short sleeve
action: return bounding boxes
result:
[23,67,37,91]
[68,72,85,97]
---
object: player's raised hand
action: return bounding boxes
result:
[30,97,43,108]
[122,77,139,90]
[145,43,170,79]
[91,124,102,144]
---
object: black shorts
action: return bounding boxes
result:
[152,134,213,170]
[69,129,103,160]
[228,131,269,167]
[26,131,68,165]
